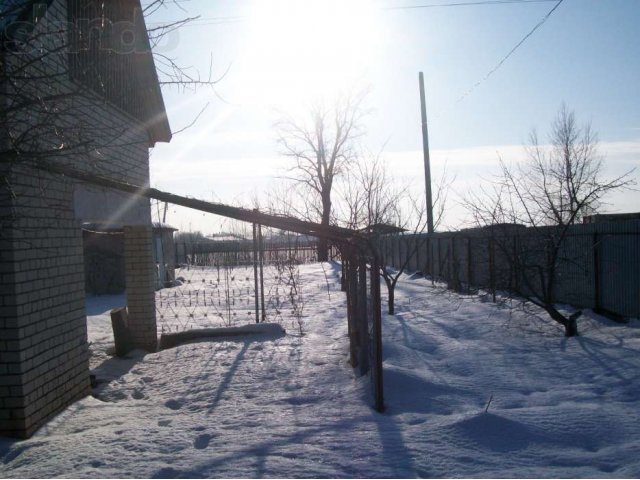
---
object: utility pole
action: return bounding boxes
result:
[419,72,434,234]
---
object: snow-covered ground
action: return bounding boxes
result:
[2,262,640,478]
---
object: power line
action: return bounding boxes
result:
[159,0,555,6]
[150,0,566,112]
[383,0,558,11]
[170,0,559,28]
[454,0,565,105]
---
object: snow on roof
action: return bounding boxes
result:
[152,222,178,231]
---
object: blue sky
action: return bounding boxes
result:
[146,0,640,232]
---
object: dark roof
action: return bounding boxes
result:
[583,212,640,224]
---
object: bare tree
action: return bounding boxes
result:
[339,155,402,230]
[341,155,453,314]
[463,105,634,336]
[276,92,367,261]
[376,196,426,315]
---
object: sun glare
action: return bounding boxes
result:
[236,0,381,110]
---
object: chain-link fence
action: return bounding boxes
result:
[154,249,319,334]
[149,199,383,411]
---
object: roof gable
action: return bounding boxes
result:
[68,0,171,144]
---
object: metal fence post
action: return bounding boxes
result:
[467,236,472,289]
[370,254,384,413]
[258,224,266,322]
[358,255,369,375]
[347,255,359,367]
[252,223,259,323]
[450,235,456,290]
[489,235,496,302]
[593,232,600,312]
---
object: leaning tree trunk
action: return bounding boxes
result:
[546,306,581,337]
[541,251,580,336]
[564,311,581,337]
[564,316,579,337]
[383,275,395,315]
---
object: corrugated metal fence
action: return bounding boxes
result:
[379,220,640,319]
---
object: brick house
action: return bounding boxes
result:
[1,0,171,437]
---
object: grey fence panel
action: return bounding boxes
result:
[512,232,546,299]
[408,236,419,272]
[553,230,595,309]
[416,233,429,273]
[399,236,408,270]
[598,222,640,317]
[432,236,441,280]
[436,236,445,283]
[469,234,491,291]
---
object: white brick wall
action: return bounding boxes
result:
[0,164,90,437]
[0,0,162,437]
[124,226,158,351]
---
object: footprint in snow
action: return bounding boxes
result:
[131,389,145,400]
[158,419,172,427]
[284,383,303,392]
[164,399,183,410]
[193,433,211,450]
[284,396,319,405]
[407,418,426,426]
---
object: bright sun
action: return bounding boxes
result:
[236,0,381,110]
